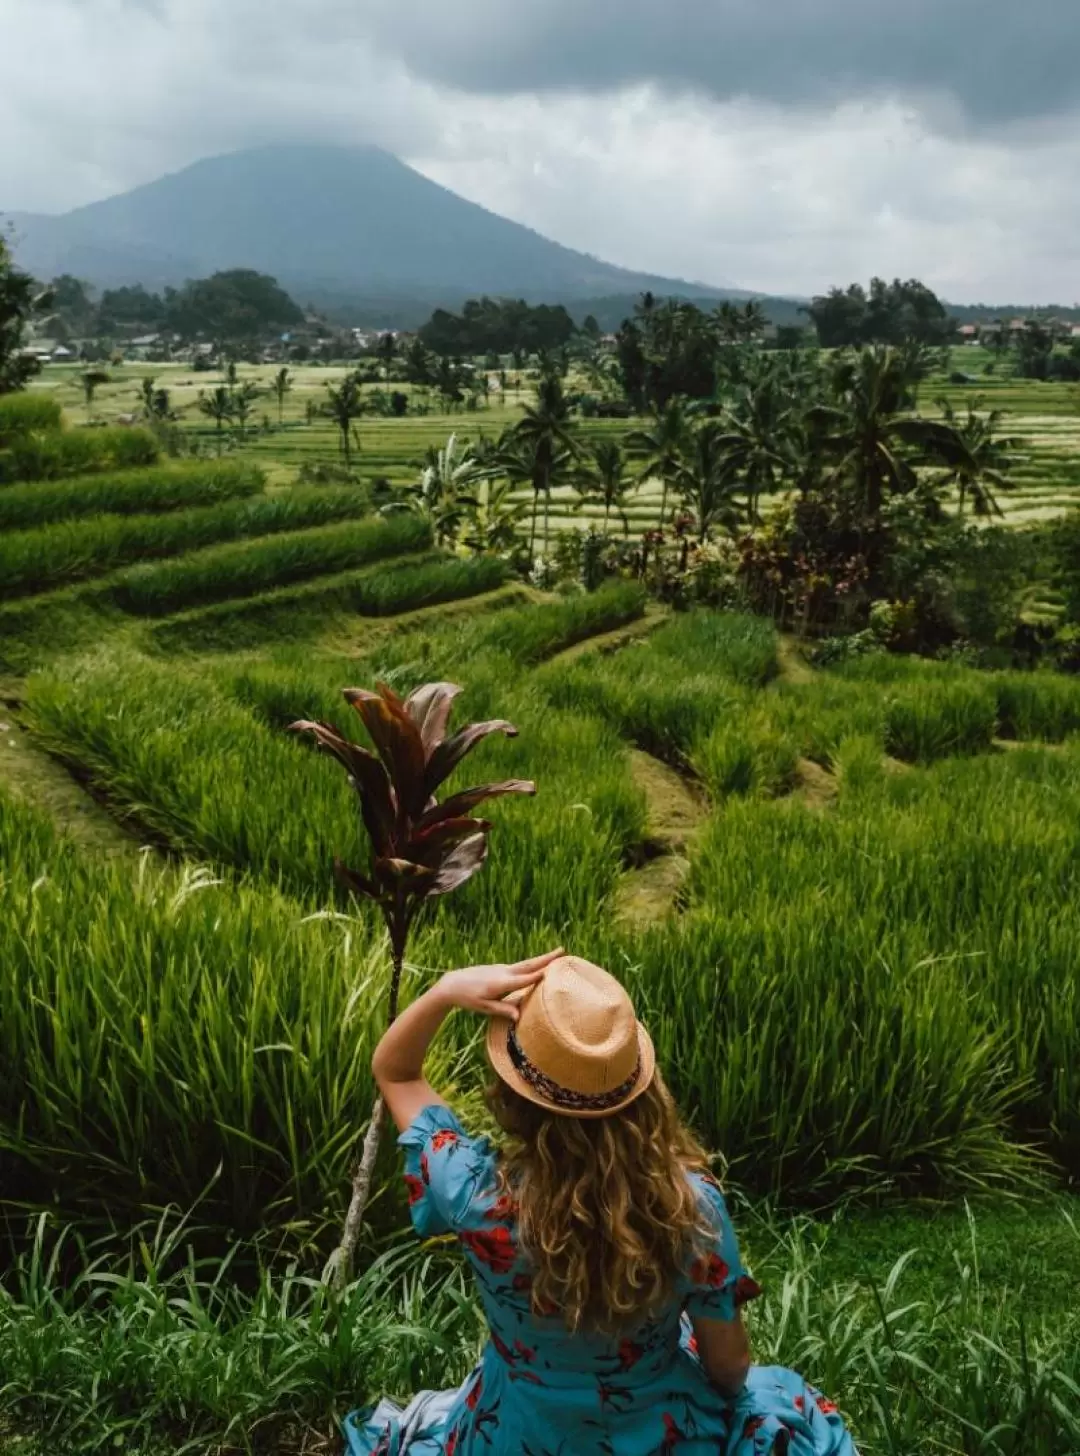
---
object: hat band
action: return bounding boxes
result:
[506,1026,642,1112]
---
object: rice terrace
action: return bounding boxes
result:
[5,104,1080,1456]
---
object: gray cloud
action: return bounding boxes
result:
[359,0,1080,129]
[3,0,1080,302]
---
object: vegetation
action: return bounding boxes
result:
[0,460,263,532]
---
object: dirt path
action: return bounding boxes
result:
[549,604,671,666]
[614,749,708,928]
[0,687,145,861]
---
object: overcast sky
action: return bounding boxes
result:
[3,0,1079,303]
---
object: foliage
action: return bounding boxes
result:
[0,391,61,442]
[474,580,647,665]
[163,270,304,343]
[804,277,953,349]
[419,297,576,358]
[0,233,48,393]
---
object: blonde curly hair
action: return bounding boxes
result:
[489,1073,712,1333]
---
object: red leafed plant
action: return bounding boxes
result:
[290,680,534,1284]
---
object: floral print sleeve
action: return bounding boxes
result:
[685,1174,763,1323]
[398,1104,499,1239]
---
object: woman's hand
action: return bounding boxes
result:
[439,948,564,1020]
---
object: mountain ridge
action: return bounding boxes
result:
[5,145,761,322]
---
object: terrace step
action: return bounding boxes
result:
[615,747,707,927]
[0,690,146,862]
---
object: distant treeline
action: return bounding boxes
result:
[44,270,304,344]
[418,297,578,358]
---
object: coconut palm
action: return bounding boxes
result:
[627,396,691,534]
[513,368,578,561]
[675,421,744,542]
[713,372,796,522]
[808,346,942,520]
[232,381,260,440]
[197,385,235,455]
[273,367,293,426]
[923,399,1022,518]
[324,376,365,467]
[574,440,635,537]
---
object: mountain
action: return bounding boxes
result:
[5,145,760,322]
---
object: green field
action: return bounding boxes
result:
[3,376,1080,1454]
[27,348,1080,539]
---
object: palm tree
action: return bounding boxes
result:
[627,396,691,534]
[463,477,525,554]
[809,346,940,521]
[924,399,1022,518]
[712,372,796,521]
[198,386,234,456]
[324,376,365,466]
[273,367,293,426]
[514,368,578,561]
[232,381,260,441]
[81,368,110,422]
[139,376,172,422]
[574,440,634,537]
[675,421,744,542]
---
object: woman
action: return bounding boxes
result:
[345,952,857,1456]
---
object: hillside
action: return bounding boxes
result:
[6,145,750,317]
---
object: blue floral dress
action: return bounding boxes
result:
[344,1106,857,1456]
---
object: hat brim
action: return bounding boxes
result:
[485,988,656,1121]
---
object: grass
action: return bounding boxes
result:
[0,426,158,484]
[0,392,62,442]
[3,1201,1080,1456]
[459,579,647,665]
[0,460,264,532]
[110,514,432,616]
[0,487,376,600]
[145,555,509,654]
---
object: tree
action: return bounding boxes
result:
[324,375,365,466]
[513,367,578,560]
[140,376,172,422]
[575,440,635,536]
[290,682,535,1286]
[924,399,1021,518]
[1,235,49,393]
[81,368,110,422]
[376,333,397,377]
[273,367,293,426]
[627,396,691,533]
[675,421,744,542]
[164,270,304,344]
[712,370,797,521]
[198,385,235,455]
[232,381,260,440]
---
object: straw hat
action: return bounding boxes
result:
[486,955,656,1119]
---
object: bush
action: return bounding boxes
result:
[0,461,264,532]
[0,392,62,443]
[0,426,159,483]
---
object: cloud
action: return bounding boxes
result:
[2,0,1079,304]
[360,0,1080,130]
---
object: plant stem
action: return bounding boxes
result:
[324,922,408,1290]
